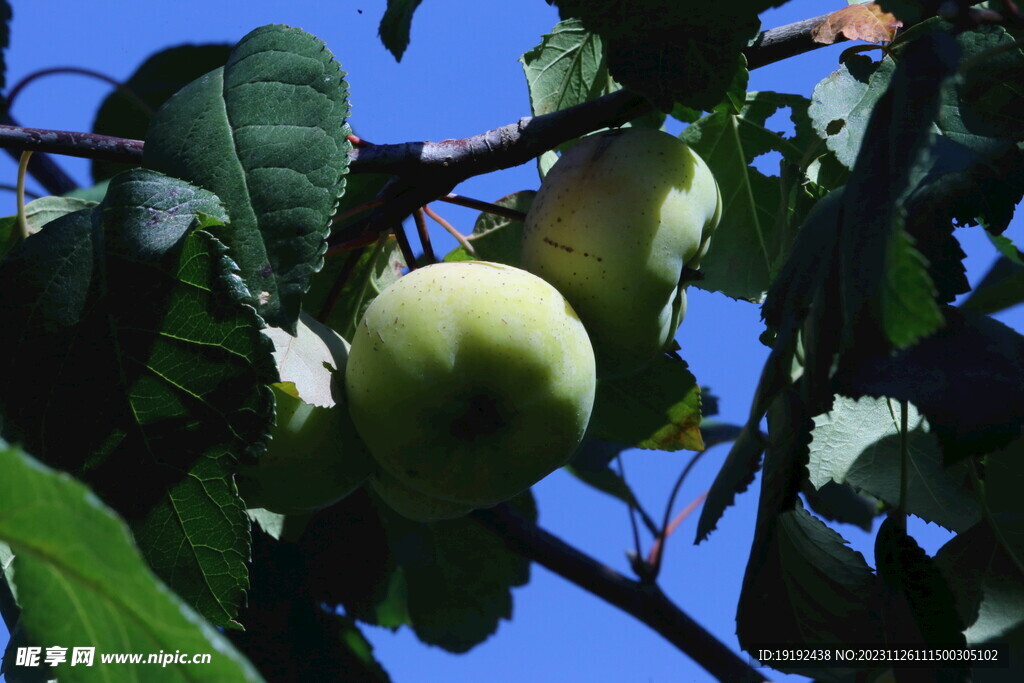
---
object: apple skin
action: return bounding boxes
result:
[237,384,374,516]
[345,261,596,508]
[369,468,474,523]
[521,127,721,376]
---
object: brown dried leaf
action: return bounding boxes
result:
[812,3,903,46]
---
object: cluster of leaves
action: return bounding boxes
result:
[1,2,1023,682]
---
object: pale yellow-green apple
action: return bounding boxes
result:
[345,261,596,508]
[369,468,474,523]
[521,127,721,376]
[237,315,373,515]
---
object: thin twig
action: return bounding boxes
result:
[471,504,767,683]
[615,454,647,581]
[424,205,476,257]
[7,66,153,116]
[650,450,709,579]
[413,208,436,264]
[439,193,528,222]
[393,220,418,271]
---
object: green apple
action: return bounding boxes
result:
[369,468,474,523]
[237,314,373,515]
[521,127,721,376]
[345,261,596,508]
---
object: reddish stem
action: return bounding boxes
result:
[646,491,709,568]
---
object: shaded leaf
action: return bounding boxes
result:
[545,0,778,111]
[378,0,425,62]
[737,502,884,674]
[696,423,764,543]
[144,24,352,333]
[0,441,262,682]
[376,491,536,652]
[801,479,878,532]
[0,170,277,626]
[589,354,702,452]
[0,196,98,257]
[91,44,232,182]
[834,308,1024,462]
[936,514,1024,644]
[961,252,1024,316]
[681,92,825,302]
[812,4,902,46]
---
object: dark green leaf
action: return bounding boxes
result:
[681,92,825,302]
[696,423,764,543]
[737,502,884,675]
[379,0,425,61]
[0,441,262,682]
[962,242,1024,316]
[0,196,98,260]
[144,24,352,333]
[442,191,534,267]
[0,169,277,626]
[546,0,780,111]
[228,530,390,682]
[936,514,1024,645]
[834,309,1024,463]
[521,19,608,117]
[801,480,878,532]
[875,517,968,670]
[589,354,702,451]
[376,491,535,653]
[91,44,232,182]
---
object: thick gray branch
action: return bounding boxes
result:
[471,504,768,683]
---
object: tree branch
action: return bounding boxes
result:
[471,504,767,683]
[744,13,846,70]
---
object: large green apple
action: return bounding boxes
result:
[237,315,374,515]
[345,261,597,508]
[521,127,721,376]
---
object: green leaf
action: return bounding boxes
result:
[985,437,1024,518]
[962,252,1024,316]
[882,225,943,349]
[0,441,262,682]
[442,191,534,267]
[834,309,1024,463]
[307,235,406,342]
[521,19,608,117]
[378,0,425,61]
[545,1,780,111]
[935,514,1024,644]
[681,92,825,302]
[589,354,702,452]
[737,503,884,674]
[875,517,967,650]
[0,196,98,255]
[809,396,981,533]
[143,24,352,334]
[0,169,277,627]
[808,53,896,169]
[91,43,232,182]
[375,492,535,653]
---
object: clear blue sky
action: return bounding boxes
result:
[2,2,1021,681]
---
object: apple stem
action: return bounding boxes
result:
[424,204,476,257]
[16,151,33,241]
[615,455,646,579]
[413,207,437,265]
[439,193,527,222]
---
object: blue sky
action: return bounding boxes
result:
[2,1,1022,681]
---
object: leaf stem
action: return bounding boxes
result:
[393,220,418,272]
[650,449,709,579]
[897,400,909,531]
[647,490,709,568]
[967,459,1024,579]
[614,454,647,581]
[424,205,476,257]
[316,243,368,325]
[16,151,33,241]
